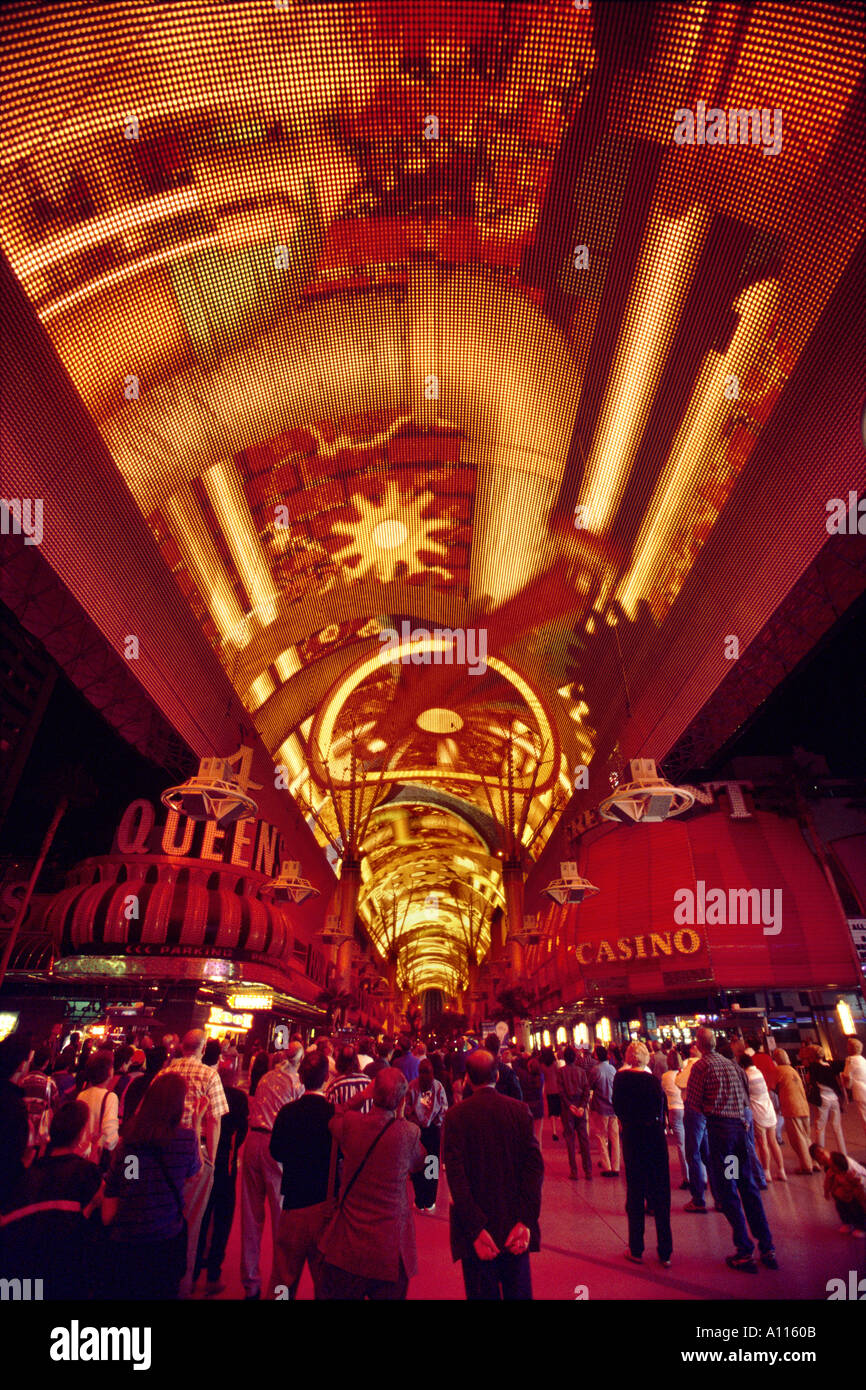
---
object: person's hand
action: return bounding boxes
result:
[473,1229,499,1261]
[570,1104,584,1118]
[504,1223,531,1254]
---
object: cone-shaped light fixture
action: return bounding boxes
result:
[544,861,600,906]
[161,754,258,825]
[265,859,320,903]
[598,758,694,824]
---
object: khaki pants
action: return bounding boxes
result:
[179,1158,214,1298]
[272,1201,330,1299]
[784,1114,813,1171]
[241,1131,282,1296]
[591,1110,621,1172]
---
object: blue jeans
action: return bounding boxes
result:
[668,1109,688,1184]
[706,1116,774,1257]
[744,1108,767,1189]
[462,1251,532,1300]
[684,1107,721,1206]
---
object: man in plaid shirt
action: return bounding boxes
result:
[686,1028,777,1274]
[160,1029,228,1296]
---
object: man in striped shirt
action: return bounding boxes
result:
[326,1047,373,1113]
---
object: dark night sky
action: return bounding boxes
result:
[2,665,170,876]
[708,590,866,777]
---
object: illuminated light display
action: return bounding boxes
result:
[207,1005,253,1033]
[226,993,273,1012]
[0,1012,20,1041]
[416,708,464,734]
[1,1,864,997]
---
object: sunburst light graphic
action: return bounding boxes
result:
[327,480,452,584]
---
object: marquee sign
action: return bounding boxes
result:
[113,798,286,877]
[43,795,321,982]
[533,797,859,1004]
[573,928,704,967]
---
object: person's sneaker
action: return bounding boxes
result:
[660,1258,672,1268]
[726,1253,758,1274]
[679,1181,691,1190]
[852,1229,866,1239]
[552,1133,559,1141]
[244,1291,261,1300]
[601,1170,618,1178]
[760,1251,779,1270]
[838,1224,854,1234]
[684,1200,707,1213]
[624,1250,643,1263]
[206,1280,226,1296]
[569,1172,579,1181]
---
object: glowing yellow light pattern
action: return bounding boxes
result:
[0,2,863,991]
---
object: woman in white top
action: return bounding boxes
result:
[77,1051,120,1166]
[843,1038,866,1142]
[739,1054,787,1182]
[661,1050,689,1189]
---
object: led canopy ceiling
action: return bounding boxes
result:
[1,0,864,991]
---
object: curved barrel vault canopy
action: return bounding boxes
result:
[2,1,864,990]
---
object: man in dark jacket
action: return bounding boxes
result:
[463,1035,523,1102]
[317,1068,425,1299]
[559,1046,592,1180]
[443,1049,543,1300]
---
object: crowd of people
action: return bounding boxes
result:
[1,1021,864,1300]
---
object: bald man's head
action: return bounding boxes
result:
[466,1049,497,1088]
[181,1029,205,1057]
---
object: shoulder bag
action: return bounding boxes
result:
[319,1118,396,1250]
